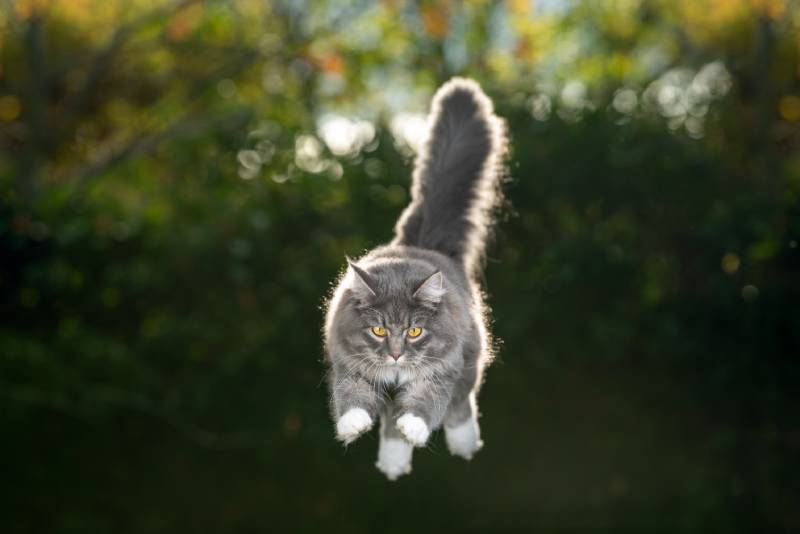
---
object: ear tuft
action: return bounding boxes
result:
[413,271,445,304]
[347,259,378,296]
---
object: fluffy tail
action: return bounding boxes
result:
[392,77,507,278]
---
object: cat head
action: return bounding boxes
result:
[331,258,454,373]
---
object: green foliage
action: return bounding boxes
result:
[1,1,799,532]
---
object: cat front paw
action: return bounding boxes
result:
[396,413,430,447]
[336,408,373,444]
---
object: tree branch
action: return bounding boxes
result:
[18,15,47,204]
[59,0,195,139]
[62,107,252,185]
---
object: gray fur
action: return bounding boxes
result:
[323,78,507,478]
[393,77,507,279]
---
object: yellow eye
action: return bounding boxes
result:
[407,327,422,338]
[371,326,386,337]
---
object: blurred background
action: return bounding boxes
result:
[2,0,799,532]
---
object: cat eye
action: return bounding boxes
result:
[407,327,423,338]
[371,326,387,337]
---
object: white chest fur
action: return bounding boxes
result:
[380,366,414,387]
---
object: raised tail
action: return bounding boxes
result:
[392,77,507,278]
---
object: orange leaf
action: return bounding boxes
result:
[420,3,450,38]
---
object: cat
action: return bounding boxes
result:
[323,77,507,480]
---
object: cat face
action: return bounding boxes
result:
[339,261,448,373]
[358,295,435,366]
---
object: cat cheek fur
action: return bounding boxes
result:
[323,77,507,478]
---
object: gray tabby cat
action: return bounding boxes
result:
[323,78,507,480]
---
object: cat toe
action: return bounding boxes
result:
[445,418,483,459]
[376,461,411,481]
[396,413,430,447]
[336,408,373,444]
[376,438,413,480]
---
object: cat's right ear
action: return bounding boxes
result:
[413,270,445,305]
[346,258,378,297]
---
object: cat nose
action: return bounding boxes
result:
[389,353,403,361]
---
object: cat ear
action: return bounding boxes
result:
[413,271,445,304]
[347,258,378,296]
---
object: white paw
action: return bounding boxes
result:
[445,417,483,460]
[336,408,373,444]
[375,438,413,480]
[396,413,430,447]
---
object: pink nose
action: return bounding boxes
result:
[389,353,403,361]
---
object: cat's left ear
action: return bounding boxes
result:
[347,258,378,297]
[413,271,445,304]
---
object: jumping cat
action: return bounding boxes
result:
[323,78,507,479]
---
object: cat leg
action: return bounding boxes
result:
[444,391,483,459]
[330,367,381,445]
[444,334,484,459]
[375,405,413,480]
[394,367,458,447]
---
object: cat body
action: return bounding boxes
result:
[323,78,506,479]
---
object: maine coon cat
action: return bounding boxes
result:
[323,78,507,480]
